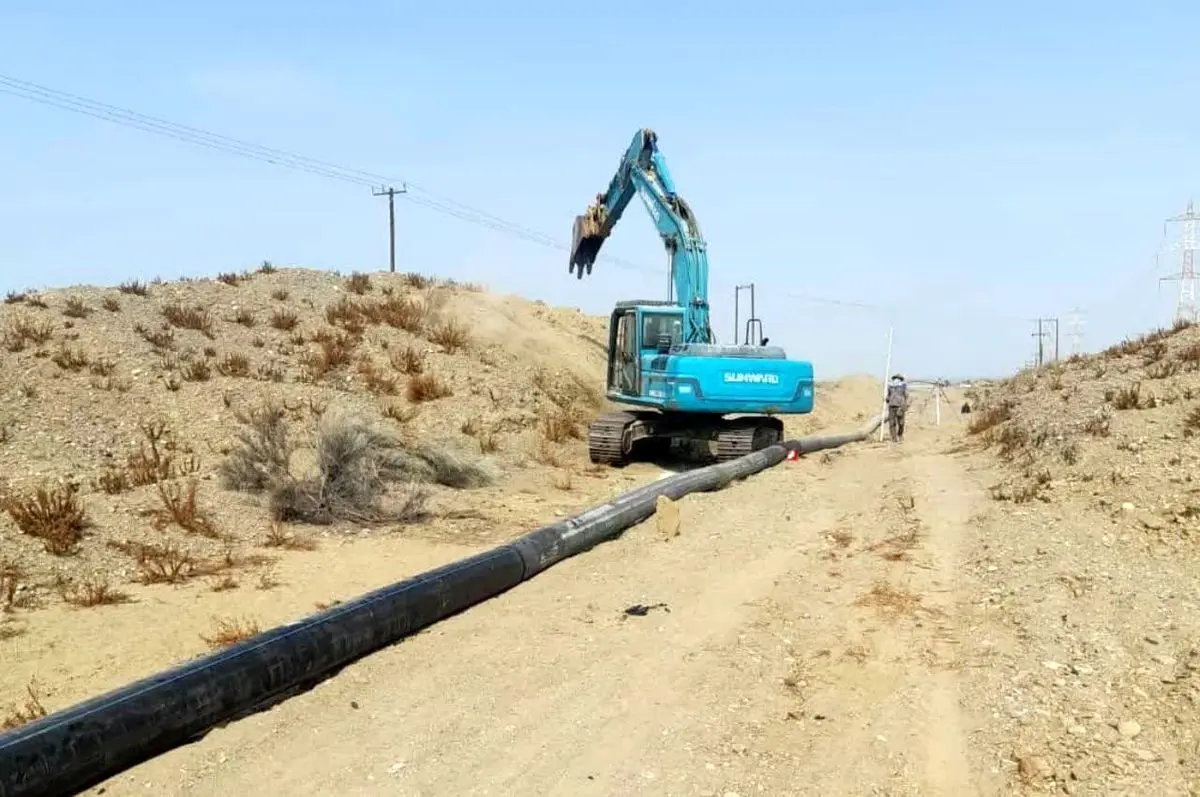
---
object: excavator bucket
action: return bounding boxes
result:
[569,207,606,279]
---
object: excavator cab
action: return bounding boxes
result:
[605,303,684,398]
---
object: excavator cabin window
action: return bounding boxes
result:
[641,313,682,352]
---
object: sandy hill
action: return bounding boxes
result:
[0,266,880,700]
[963,319,1200,526]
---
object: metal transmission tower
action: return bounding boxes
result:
[1159,200,1199,324]
[1030,317,1060,367]
[1066,309,1085,356]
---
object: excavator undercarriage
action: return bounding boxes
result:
[586,410,784,467]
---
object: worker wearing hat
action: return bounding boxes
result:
[885,373,909,443]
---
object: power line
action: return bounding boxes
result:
[0,72,1120,328]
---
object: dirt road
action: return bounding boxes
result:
[84,409,1198,796]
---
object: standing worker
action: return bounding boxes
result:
[886,373,909,443]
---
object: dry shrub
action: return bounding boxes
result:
[429,318,470,353]
[268,413,432,525]
[181,359,212,382]
[390,345,424,375]
[216,353,250,377]
[271,288,288,301]
[232,309,255,327]
[377,296,425,332]
[99,296,119,313]
[1110,383,1142,410]
[125,420,197,487]
[2,483,87,555]
[137,323,175,351]
[51,344,89,371]
[118,280,148,296]
[539,404,586,442]
[89,357,116,377]
[345,272,373,294]
[259,261,277,274]
[116,540,198,584]
[216,272,242,286]
[219,401,293,492]
[3,315,54,350]
[966,402,1012,435]
[270,309,299,331]
[358,359,398,395]
[162,302,214,337]
[407,373,451,402]
[302,330,358,379]
[153,480,219,537]
[263,520,317,551]
[854,581,923,618]
[1,559,24,611]
[201,615,262,649]
[4,291,26,305]
[1184,405,1200,438]
[60,576,130,607]
[62,297,90,318]
[1,682,47,731]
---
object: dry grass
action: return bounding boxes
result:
[390,345,424,375]
[161,302,215,337]
[263,521,318,551]
[854,581,924,618]
[345,272,373,295]
[114,540,199,585]
[1,681,47,731]
[201,615,262,649]
[407,373,451,402]
[216,353,251,377]
[153,479,220,537]
[2,483,88,556]
[429,318,470,353]
[60,575,131,607]
[118,280,148,296]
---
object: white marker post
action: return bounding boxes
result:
[878,324,894,442]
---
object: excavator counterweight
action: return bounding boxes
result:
[566,129,816,466]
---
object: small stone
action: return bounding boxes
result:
[1118,719,1141,738]
[1121,502,1136,512]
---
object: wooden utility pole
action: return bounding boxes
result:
[372,184,407,272]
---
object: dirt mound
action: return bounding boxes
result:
[0,266,613,608]
[962,319,1200,519]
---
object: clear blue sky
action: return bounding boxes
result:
[1,1,1197,379]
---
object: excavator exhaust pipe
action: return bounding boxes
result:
[569,209,606,279]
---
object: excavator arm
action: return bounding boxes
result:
[568,128,714,344]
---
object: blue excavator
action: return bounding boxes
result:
[569,128,815,466]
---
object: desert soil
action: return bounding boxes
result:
[69,373,1196,796]
[6,269,1200,796]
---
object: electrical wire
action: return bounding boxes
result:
[0,72,1158,329]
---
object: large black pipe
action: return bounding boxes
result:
[0,415,881,797]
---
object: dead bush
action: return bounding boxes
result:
[62,297,90,318]
[1111,383,1142,410]
[1184,405,1200,438]
[358,359,398,395]
[377,296,425,332]
[60,576,130,607]
[216,272,242,286]
[1,681,47,731]
[201,615,262,649]
[153,480,219,537]
[95,467,131,495]
[429,318,470,353]
[271,288,288,301]
[268,413,433,525]
[2,483,87,555]
[1,559,24,611]
[116,540,198,584]
[539,404,586,443]
[219,401,294,492]
[967,402,1011,435]
[270,309,299,331]
[407,373,451,402]
[4,291,26,305]
[118,280,148,296]
[345,272,373,294]
[180,359,212,382]
[162,302,214,337]
[136,323,175,351]
[51,344,89,371]
[390,345,425,375]
[263,520,317,551]
[101,296,121,312]
[216,353,251,377]
[232,309,255,327]
[3,315,54,350]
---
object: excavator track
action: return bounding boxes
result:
[587,411,639,466]
[714,418,784,463]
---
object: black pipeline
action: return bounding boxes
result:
[0,415,881,797]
